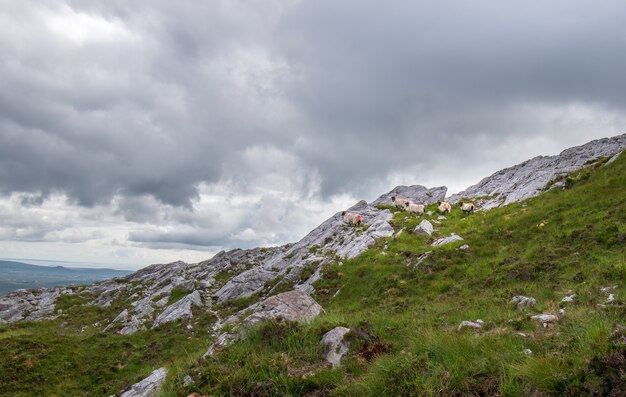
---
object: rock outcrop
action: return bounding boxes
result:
[449,134,626,208]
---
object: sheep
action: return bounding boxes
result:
[391,196,410,210]
[459,202,475,214]
[342,211,363,226]
[437,200,452,214]
[405,202,425,215]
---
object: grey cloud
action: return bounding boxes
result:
[1,0,625,253]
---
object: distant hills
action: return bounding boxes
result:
[0,260,132,296]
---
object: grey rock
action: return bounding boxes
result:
[432,234,464,246]
[523,349,533,356]
[414,220,434,236]
[321,326,351,367]
[437,215,447,220]
[118,315,146,335]
[458,244,470,250]
[607,294,615,304]
[561,294,576,303]
[214,268,278,304]
[372,185,447,206]
[120,367,167,397]
[510,296,536,310]
[243,290,322,326]
[183,375,194,387]
[152,291,202,327]
[531,314,559,325]
[458,319,483,330]
[449,134,626,207]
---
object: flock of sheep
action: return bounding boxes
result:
[341,196,476,226]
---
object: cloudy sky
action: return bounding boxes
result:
[1,1,625,269]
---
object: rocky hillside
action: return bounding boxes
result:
[0,134,624,397]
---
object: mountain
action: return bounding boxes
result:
[0,260,132,296]
[0,134,624,396]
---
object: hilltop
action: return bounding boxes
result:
[0,134,624,396]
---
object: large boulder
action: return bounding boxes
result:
[372,185,447,206]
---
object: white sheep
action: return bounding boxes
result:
[405,202,425,215]
[391,196,410,210]
[459,202,475,213]
[342,211,363,226]
[437,200,452,214]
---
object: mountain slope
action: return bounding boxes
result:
[0,134,624,396]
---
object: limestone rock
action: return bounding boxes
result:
[244,290,322,326]
[371,185,447,206]
[321,326,351,367]
[432,234,464,246]
[120,367,168,397]
[458,319,483,331]
[561,294,576,303]
[414,220,434,236]
[152,291,202,327]
[510,296,536,310]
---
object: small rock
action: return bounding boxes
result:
[394,228,404,238]
[601,285,618,293]
[531,314,558,326]
[607,294,615,304]
[523,349,533,356]
[558,308,565,315]
[510,296,536,310]
[458,244,470,250]
[561,294,576,303]
[458,319,483,331]
[414,220,434,236]
[432,234,464,246]
[321,326,351,367]
[183,375,194,387]
[437,215,447,220]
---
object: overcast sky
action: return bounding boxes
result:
[1,1,625,269]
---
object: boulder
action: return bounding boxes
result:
[244,290,322,326]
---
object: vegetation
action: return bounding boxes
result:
[0,153,624,396]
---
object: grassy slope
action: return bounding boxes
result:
[0,154,624,396]
[174,153,625,396]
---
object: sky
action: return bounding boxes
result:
[0,1,625,270]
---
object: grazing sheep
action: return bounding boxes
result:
[437,200,452,214]
[459,202,475,213]
[391,196,410,209]
[342,211,363,226]
[405,202,425,215]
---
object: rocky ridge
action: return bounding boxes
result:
[448,133,626,208]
